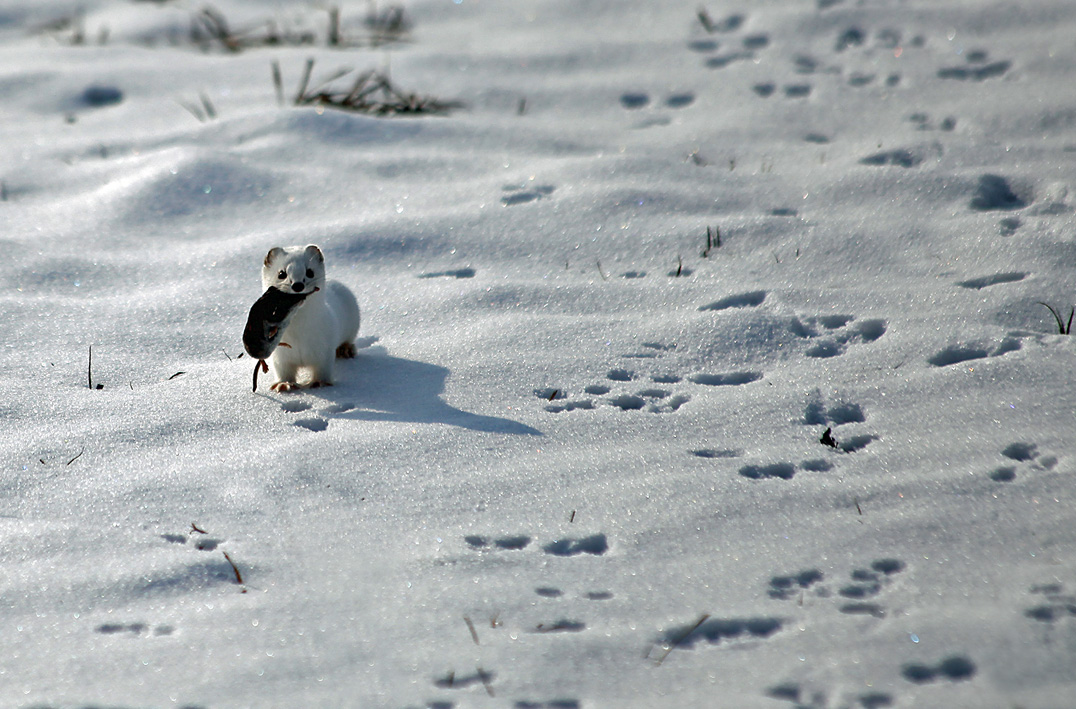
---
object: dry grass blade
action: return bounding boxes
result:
[271,60,284,106]
[222,552,248,593]
[290,59,461,116]
[342,69,380,104]
[463,616,480,645]
[653,613,710,665]
[66,447,85,466]
[328,6,341,46]
[1036,301,1074,334]
[294,57,315,104]
[199,92,216,119]
[196,6,241,52]
[307,66,356,96]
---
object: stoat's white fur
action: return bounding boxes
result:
[261,244,360,391]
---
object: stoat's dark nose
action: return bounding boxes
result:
[292,282,305,293]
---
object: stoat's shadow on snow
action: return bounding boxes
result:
[323,347,542,436]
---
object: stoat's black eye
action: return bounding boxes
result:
[278,270,286,279]
[306,269,314,278]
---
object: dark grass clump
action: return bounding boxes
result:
[280,59,461,116]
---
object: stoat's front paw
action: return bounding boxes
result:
[336,342,356,359]
[270,381,299,392]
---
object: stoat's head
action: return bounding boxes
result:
[262,244,327,294]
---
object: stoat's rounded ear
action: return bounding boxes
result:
[304,244,325,263]
[264,247,284,267]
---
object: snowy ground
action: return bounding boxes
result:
[2,0,1076,707]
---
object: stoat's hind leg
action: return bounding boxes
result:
[336,342,356,359]
[304,348,337,389]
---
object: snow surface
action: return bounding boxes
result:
[2,0,1076,707]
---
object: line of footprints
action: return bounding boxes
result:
[91,527,237,643]
[426,534,611,707]
[537,297,887,416]
[657,556,979,708]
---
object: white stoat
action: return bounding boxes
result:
[261,244,360,392]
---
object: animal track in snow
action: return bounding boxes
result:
[293,417,328,432]
[839,559,905,617]
[464,534,608,556]
[908,112,957,132]
[1025,582,1076,623]
[514,700,581,709]
[769,558,906,618]
[739,458,833,481]
[1003,441,1037,462]
[998,216,1022,236]
[502,183,555,206]
[688,38,719,53]
[766,682,892,709]
[955,271,1026,290]
[465,535,532,551]
[768,569,824,600]
[969,174,1027,211]
[928,336,1022,367]
[938,55,1011,82]
[543,534,608,557]
[666,93,696,109]
[705,52,754,70]
[739,462,797,480]
[691,448,741,459]
[419,267,476,279]
[791,315,886,359]
[319,402,355,415]
[433,668,495,691]
[804,392,865,426]
[540,342,760,415]
[539,358,697,413]
[805,394,875,452]
[835,434,877,454]
[748,81,813,99]
[533,619,586,633]
[193,537,222,551]
[622,342,676,359]
[160,531,223,552]
[989,441,1058,482]
[96,622,175,637]
[859,148,924,168]
[655,615,783,656]
[699,290,767,311]
[619,92,649,109]
[752,83,776,98]
[701,12,745,33]
[901,656,976,683]
[544,399,596,413]
[690,371,762,386]
[619,91,695,130]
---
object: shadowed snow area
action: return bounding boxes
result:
[1,0,1076,707]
